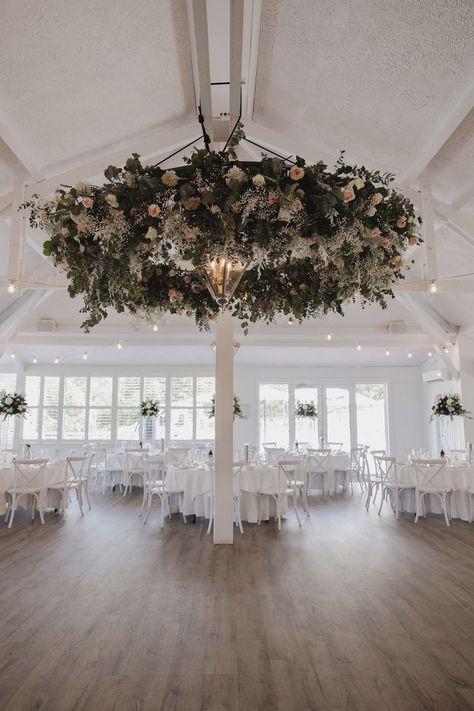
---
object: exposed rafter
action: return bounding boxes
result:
[433,200,474,250]
[0,111,43,181]
[7,180,26,286]
[0,289,52,357]
[241,0,262,120]
[229,0,245,130]
[400,82,474,186]
[186,0,214,147]
[243,120,336,166]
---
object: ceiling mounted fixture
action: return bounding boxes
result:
[429,280,438,294]
[7,280,16,294]
[210,340,241,356]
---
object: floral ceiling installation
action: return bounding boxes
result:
[24,127,421,332]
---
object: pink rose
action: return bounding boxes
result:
[148,204,161,217]
[391,256,403,268]
[77,221,87,233]
[289,166,305,181]
[396,216,407,228]
[371,227,381,239]
[168,289,177,298]
[408,235,417,246]
[342,188,356,203]
[38,209,48,221]
[381,238,390,248]
[267,191,280,205]
[292,198,303,212]
[82,197,93,209]
[371,193,383,205]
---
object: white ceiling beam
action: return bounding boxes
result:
[433,200,474,249]
[243,120,336,166]
[24,121,201,200]
[395,279,474,293]
[0,192,13,216]
[7,180,26,287]
[229,0,245,130]
[186,0,214,147]
[0,111,43,181]
[241,0,262,120]
[420,185,437,281]
[0,289,51,356]
[400,82,474,185]
[452,179,474,209]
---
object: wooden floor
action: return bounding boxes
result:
[0,492,473,711]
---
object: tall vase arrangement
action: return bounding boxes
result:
[430,393,471,456]
[139,399,160,442]
[0,391,28,454]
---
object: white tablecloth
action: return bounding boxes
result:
[306,453,351,494]
[395,461,474,521]
[0,460,67,514]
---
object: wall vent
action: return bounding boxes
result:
[387,320,407,334]
[37,319,57,332]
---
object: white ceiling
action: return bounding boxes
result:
[0,0,473,366]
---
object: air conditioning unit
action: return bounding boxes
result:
[422,368,448,384]
[387,320,407,334]
[37,319,57,332]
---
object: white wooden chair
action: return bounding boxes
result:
[6,459,49,528]
[123,449,148,502]
[264,446,286,464]
[80,451,95,511]
[257,458,303,531]
[143,454,187,526]
[305,449,332,499]
[327,441,343,453]
[50,456,88,516]
[373,456,415,519]
[166,448,190,465]
[413,459,451,527]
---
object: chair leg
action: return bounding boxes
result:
[31,497,36,520]
[76,487,84,516]
[37,496,45,525]
[83,481,92,511]
[139,486,147,517]
[469,493,473,523]
[143,493,153,524]
[8,495,16,528]
[443,493,450,527]
[257,494,262,525]
[378,487,385,516]
[293,493,302,527]
[277,495,281,531]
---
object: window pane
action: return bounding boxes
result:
[118,377,140,407]
[117,409,139,440]
[171,377,193,407]
[88,409,112,440]
[295,386,318,446]
[326,388,351,451]
[23,409,39,440]
[43,377,60,406]
[259,384,289,448]
[0,373,16,392]
[196,408,215,440]
[170,408,193,440]
[356,384,387,451]
[63,408,86,439]
[42,408,59,439]
[143,377,166,404]
[64,376,87,406]
[196,377,215,406]
[90,377,113,406]
[25,375,41,406]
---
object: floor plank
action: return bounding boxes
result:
[0,490,473,710]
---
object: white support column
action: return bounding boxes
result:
[421,185,437,282]
[213,309,234,544]
[457,335,474,447]
[8,180,26,286]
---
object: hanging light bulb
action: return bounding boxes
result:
[357,344,362,351]
[82,352,88,360]
[116,341,123,350]
[152,323,158,332]
[10,352,15,360]
[7,280,16,294]
[429,280,438,294]
[428,351,432,357]
[385,348,390,356]
[32,356,37,364]
[288,316,294,326]
[326,333,332,341]
[408,352,412,358]
[54,355,59,364]
[198,256,249,306]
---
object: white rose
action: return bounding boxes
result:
[366,206,376,217]
[161,170,179,187]
[225,166,246,185]
[446,398,453,406]
[105,193,119,208]
[4,397,12,405]
[354,177,365,190]
[252,174,266,187]
[7,407,12,413]
[146,227,158,240]
[277,208,291,221]
[210,204,221,215]
[74,182,90,195]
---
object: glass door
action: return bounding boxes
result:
[325,387,351,451]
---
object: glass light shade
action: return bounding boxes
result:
[199,257,248,306]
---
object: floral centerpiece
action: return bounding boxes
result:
[295,401,318,419]
[430,393,471,422]
[208,395,245,420]
[23,125,420,333]
[0,391,28,420]
[140,399,160,418]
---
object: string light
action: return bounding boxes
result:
[32,356,37,364]
[152,324,158,332]
[116,341,123,350]
[428,351,432,357]
[326,333,332,341]
[7,280,16,294]
[54,355,59,365]
[82,352,88,360]
[288,317,294,326]
[357,344,362,351]
[10,353,15,360]
[385,348,390,356]
[408,352,412,358]
[429,280,438,294]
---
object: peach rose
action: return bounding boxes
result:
[331,255,343,268]
[371,227,381,239]
[182,196,201,210]
[396,216,407,228]
[381,238,390,248]
[38,209,48,221]
[82,197,93,209]
[267,191,280,205]
[105,194,119,208]
[408,235,418,246]
[342,188,356,203]
[292,198,303,212]
[168,289,177,298]
[148,204,161,217]
[77,221,87,233]
[371,193,383,205]
[161,170,179,187]
[391,256,403,268]
[289,166,305,181]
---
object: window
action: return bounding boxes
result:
[295,386,319,447]
[63,376,87,439]
[196,377,215,440]
[143,377,166,440]
[325,387,351,452]
[88,377,113,440]
[117,377,140,440]
[259,384,289,448]
[170,377,193,441]
[42,377,60,439]
[23,375,41,440]
[355,384,387,451]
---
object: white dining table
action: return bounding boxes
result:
[395,461,474,521]
[0,459,67,515]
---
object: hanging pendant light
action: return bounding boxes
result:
[198,256,248,306]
